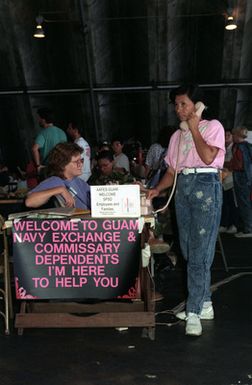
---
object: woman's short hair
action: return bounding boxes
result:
[169,84,204,104]
[47,142,83,179]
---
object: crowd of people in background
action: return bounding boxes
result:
[0,103,251,235]
[220,126,252,238]
[0,107,148,208]
[0,105,251,237]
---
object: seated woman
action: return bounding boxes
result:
[25,142,90,209]
[88,150,135,185]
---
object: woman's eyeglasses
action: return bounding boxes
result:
[71,159,84,166]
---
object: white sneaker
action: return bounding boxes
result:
[219,226,227,233]
[185,313,202,336]
[226,225,237,234]
[176,304,214,320]
[235,232,252,238]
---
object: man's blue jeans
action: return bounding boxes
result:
[233,171,252,233]
[175,173,222,314]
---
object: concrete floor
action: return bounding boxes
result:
[0,233,252,385]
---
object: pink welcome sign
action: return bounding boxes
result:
[12,218,141,300]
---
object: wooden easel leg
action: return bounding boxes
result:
[3,230,13,321]
[7,264,13,320]
[141,266,156,340]
[141,326,155,340]
[3,246,10,335]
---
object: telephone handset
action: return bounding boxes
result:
[179,101,206,131]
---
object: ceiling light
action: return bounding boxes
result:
[225,16,237,30]
[33,15,45,38]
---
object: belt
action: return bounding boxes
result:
[181,167,218,175]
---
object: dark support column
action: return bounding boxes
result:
[79,0,99,142]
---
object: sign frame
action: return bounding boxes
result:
[91,184,141,218]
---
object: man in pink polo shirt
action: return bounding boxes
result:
[148,84,225,337]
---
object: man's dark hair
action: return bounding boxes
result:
[96,150,114,163]
[68,121,82,134]
[111,137,124,145]
[37,107,54,124]
[169,84,204,104]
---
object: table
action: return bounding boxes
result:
[0,197,25,219]
[0,199,23,204]
[12,216,156,339]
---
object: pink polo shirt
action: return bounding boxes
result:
[165,119,225,172]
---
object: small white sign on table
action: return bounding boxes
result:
[91,184,141,218]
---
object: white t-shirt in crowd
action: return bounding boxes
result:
[113,152,130,172]
[246,131,252,144]
[75,137,91,182]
